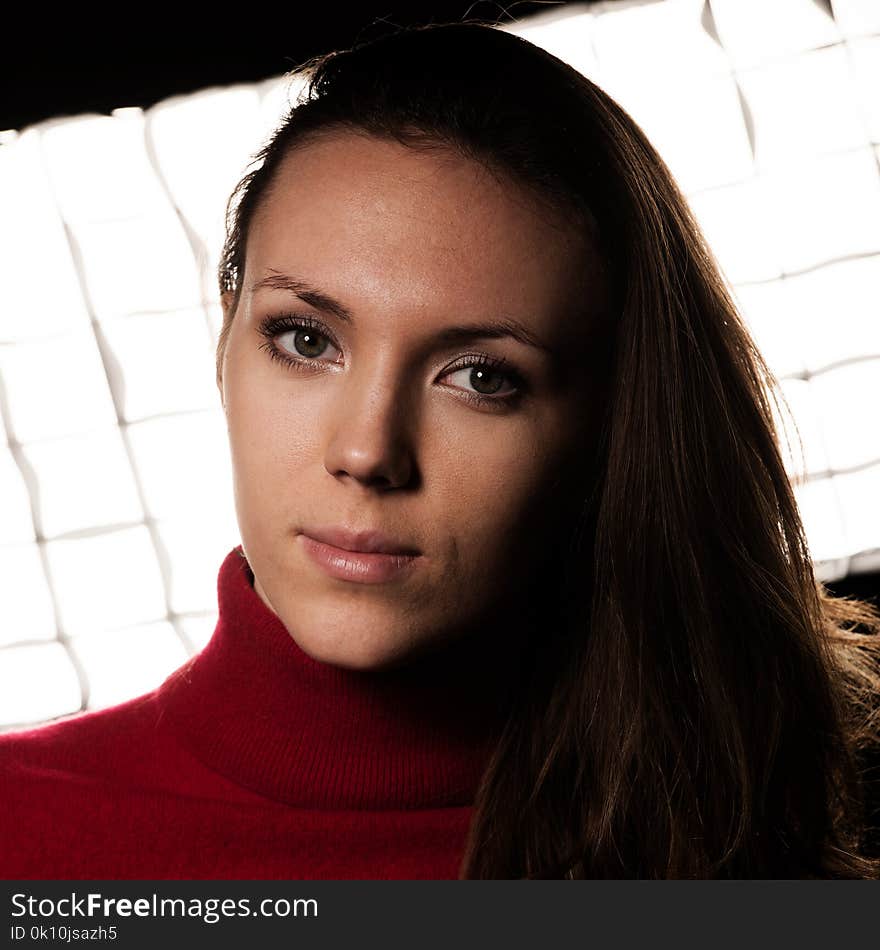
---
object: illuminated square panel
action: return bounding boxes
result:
[793,477,850,581]
[155,514,241,616]
[772,379,831,481]
[147,87,264,255]
[99,308,218,422]
[601,72,753,193]
[205,299,224,346]
[688,180,783,283]
[830,0,880,37]
[0,447,36,545]
[0,328,117,443]
[733,280,807,380]
[0,642,82,728]
[809,360,880,472]
[20,428,143,539]
[737,46,866,169]
[201,243,225,308]
[710,0,840,68]
[257,75,302,137]
[764,148,880,274]
[0,543,56,648]
[502,11,599,80]
[126,411,233,521]
[73,212,202,319]
[178,613,217,654]
[835,464,880,573]
[39,113,169,225]
[0,130,91,343]
[72,621,188,712]
[781,257,880,373]
[45,527,167,637]
[0,232,91,344]
[591,0,728,78]
[848,37,880,143]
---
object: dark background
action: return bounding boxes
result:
[827,569,880,607]
[2,1,571,132]
[3,0,877,604]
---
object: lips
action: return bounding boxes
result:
[299,527,422,584]
[301,525,421,556]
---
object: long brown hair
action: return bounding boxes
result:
[216,21,880,878]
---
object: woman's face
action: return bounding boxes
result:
[219,130,607,671]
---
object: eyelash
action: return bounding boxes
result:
[256,313,526,409]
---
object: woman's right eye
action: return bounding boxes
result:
[257,315,342,369]
[282,326,336,360]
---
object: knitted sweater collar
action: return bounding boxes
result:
[157,546,516,810]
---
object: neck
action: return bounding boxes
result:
[156,546,529,809]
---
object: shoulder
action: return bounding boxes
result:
[0,689,174,805]
[0,689,185,878]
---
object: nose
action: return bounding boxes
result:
[322,368,416,491]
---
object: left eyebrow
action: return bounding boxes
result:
[249,269,558,355]
[430,320,554,355]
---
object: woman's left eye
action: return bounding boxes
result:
[441,362,521,401]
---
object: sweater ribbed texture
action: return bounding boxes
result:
[0,545,512,879]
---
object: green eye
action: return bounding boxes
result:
[257,314,341,368]
[443,357,521,402]
[291,328,331,359]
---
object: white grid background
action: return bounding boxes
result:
[1,0,879,731]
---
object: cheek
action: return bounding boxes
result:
[223,358,320,509]
[430,419,575,564]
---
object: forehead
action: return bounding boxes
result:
[246,130,603,332]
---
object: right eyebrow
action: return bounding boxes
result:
[249,272,355,324]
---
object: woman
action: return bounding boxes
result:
[3,21,880,880]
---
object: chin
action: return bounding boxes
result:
[284,611,414,672]
[304,635,413,673]
[253,571,400,665]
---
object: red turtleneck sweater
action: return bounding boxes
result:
[0,546,512,879]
